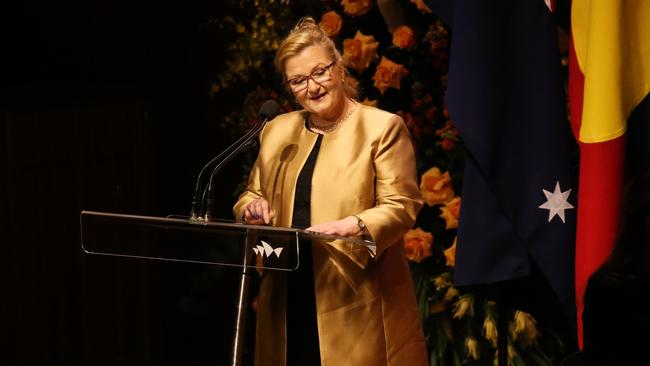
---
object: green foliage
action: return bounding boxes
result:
[210,0,292,95]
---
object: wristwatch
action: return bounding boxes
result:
[354,215,366,232]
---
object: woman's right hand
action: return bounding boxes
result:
[243,198,275,225]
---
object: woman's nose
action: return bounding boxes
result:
[307,78,322,94]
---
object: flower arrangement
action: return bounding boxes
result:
[392,25,416,49]
[403,227,434,263]
[210,1,567,364]
[319,10,343,37]
[341,0,374,16]
[342,31,379,73]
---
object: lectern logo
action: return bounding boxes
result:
[253,240,284,258]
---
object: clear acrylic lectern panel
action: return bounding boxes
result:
[80,210,375,271]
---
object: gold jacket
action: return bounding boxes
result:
[233,105,428,366]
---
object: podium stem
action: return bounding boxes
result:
[231,229,257,366]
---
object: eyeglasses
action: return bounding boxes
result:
[286,61,336,93]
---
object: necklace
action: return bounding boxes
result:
[308,100,358,134]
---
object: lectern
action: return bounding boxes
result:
[80,210,375,365]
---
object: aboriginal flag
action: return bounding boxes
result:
[569,0,650,348]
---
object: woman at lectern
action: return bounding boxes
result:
[233,17,427,366]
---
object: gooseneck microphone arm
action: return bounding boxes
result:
[200,119,268,221]
[190,99,280,221]
[189,117,266,220]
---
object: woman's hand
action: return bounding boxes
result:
[306,216,361,237]
[243,198,275,225]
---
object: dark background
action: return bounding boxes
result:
[2,1,650,365]
[1,1,255,364]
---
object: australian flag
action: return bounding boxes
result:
[430,0,578,322]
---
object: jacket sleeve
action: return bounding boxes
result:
[355,115,423,258]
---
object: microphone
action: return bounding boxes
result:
[190,99,281,221]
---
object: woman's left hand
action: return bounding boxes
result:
[306,216,361,237]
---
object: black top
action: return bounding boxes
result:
[286,133,323,366]
[291,134,323,229]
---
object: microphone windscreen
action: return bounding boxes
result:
[259,100,281,120]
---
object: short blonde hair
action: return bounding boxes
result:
[275,17,358,99]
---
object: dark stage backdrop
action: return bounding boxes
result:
[3,1,648,366]
[1,1,255,365]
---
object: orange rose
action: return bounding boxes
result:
[410,0,432,13]
[344,74,359,92]
[392,25,416,49]
[420,167,455,206]
[439,196,461,229]
[444,237,457,267]
[341,0,373,17]
[319,11,343,38]
[343,31,379,73]
[403,227,433,263]
[373,56,409,94]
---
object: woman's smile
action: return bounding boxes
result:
[309,91,328,102]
